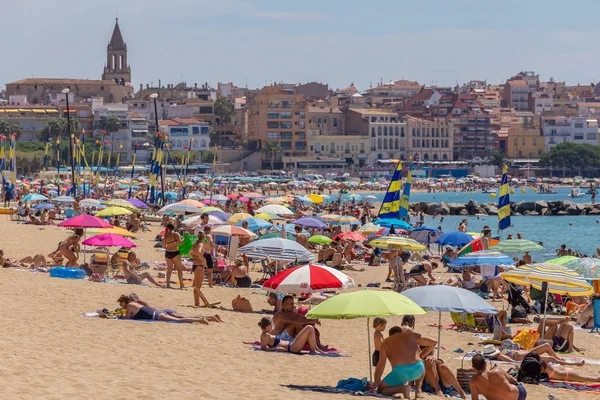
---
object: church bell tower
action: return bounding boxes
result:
[102,18,131,83]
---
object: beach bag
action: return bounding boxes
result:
[517,352,542,384]
[336,377,368,391]
[512,329,540,350]
[456,354,476,392]
[511,305,528,319]
[231,295,253,312]
[530,286,545,301]
[178,233,197,256]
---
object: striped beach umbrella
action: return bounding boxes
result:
[358,223,382,235]
[458,236,500,256]
[263,263,355,294]
[238,238,314,262]
[449,250,515,268]
[235,217,272,231]
[368,236,426,251]
[329,215,361,226]
[502,263,593,296]
[491,239,544,253]
[564,258,600,279]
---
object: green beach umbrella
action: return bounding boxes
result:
[307,289,426,381]
[308,235,332,244]
[491,239,543,253]
[547,256,579,266]
[259,232,294,240]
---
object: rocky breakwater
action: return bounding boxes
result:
[411,200,600,216]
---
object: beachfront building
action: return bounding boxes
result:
[129,112,150,162]
[159,118,210,152]
[344,108,407,164]
[92,100,132,163]
[306,132,369,168]
[245,86,308,169]
[506,125,543,160]
[406,116,453,162]
[542,116,600,151]
[364,80,421,106]
[449,95,496,162]
[0,106,60,142]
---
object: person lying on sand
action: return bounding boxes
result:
[117,295,210,324]
[258,317,322,354]
[482,343,584,366]
[122,252,163,287]
[0,250,51,269]
[541,360,600,383]
[127,293,222,322]
[537,317,582,353]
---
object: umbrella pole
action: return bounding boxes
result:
[437,310,442,359]
[367,317,373,382]
[541,291,548,334]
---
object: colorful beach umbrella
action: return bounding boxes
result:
[82,233,136,248]
[183,214,224,227]
[333,232,368,242]
[254,212,277,221]
[263,263,355,294]
[87,227,136,237]
[449,250,515,268]
[244,192,266,199]
[436,231,474,247]
[178,199,206,208]
[105,199,139,210]
[564,258,600,279]
[95,206,132,217]
[59,215,112,228]
[502,263,592,296]
[22,193,49,201]
[409,226,443,244]
[227,213,253,224]
[546,256,579,266]
[308,235,332,244]
[307,289,426,381]
[211,225,257,238]
[375,218,413,230]
[238,238,314,262]
[256,204,294,216]
[458,236,500,256]
[235,217,272,231]
[259,232,295,240]
[158,203,203,215]
[358,223,382,235]
[53,196,75,203]
[126,198,148,209]
[329,215,361,226]
[306,194,324,204]
[79,199,102,208]
[293,216,328,229]
[368,236,426,251]
[491,239,544,253]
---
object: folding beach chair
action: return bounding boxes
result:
[450,312,488,332]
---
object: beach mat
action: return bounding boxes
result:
[542,381,600,393]
[283,384,390,398]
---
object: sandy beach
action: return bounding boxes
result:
[1,218,599,400]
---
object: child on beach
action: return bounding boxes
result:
[372,317,387,366]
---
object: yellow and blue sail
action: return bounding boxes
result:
[378,161,404,219]
[399,167,412,218]
[498,164,511,230]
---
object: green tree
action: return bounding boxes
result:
[42,118,81,142]
[261,141,282,170]
[488,150,510,169]
[539,142,600,176]
[98,115,121,166]
[0,120,21,138]
[213,96,232,124]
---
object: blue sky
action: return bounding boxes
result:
[3,0,599,92]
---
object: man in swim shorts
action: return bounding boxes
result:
[470,354,527,399]
[374,325,436,398]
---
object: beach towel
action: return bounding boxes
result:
[243,341,347,357]
[542,381,600,393]
[283,384,391,398]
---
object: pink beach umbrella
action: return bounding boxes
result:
[59,215,112,228]
[202,199,219,205]
[82,233,136,248]
[238,196,250,203]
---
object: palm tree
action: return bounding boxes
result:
[261,141,282,170]
[0,120,21,137]
[489,150,509,170]
[42,119,66,142]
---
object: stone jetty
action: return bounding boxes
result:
[411,200,600,216]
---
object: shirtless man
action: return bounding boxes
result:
[272,295,319,342]
[202,226,215,287]
[122,252,163,287]
[295,226,309,249]
[374,325,436,398]
[458,220,468,233]
[469,354,526,400]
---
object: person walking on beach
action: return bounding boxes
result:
[373,325,436,398]
[469,354,527,399]
[202,225,215,287]
[162,223,184,289]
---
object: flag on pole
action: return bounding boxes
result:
[498,164,511,230]
[377,161,403,219]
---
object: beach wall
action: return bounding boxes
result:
[411,200,600,216]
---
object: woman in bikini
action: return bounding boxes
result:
[161,223,184,289]
[541,360,600,383]
[190,232,208,306]
[117,295,209,324]
[56,228,83,267]
[258,316,322,354]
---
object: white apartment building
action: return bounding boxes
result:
[92,99,132,163]
[542,116,599,151]
[159,118,210,152]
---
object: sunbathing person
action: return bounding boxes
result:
[272,295,320,341]
[541,360,600,383]
[117,295,209,324]
[537,316,581,353]
[329,249,365,272]
[1,250,49,269]
[122,252,163,287]
[483,343,584,366]
[577,298,597,329]
[258,317,322,354]
[127,293,222,322]
[227,257,252,288]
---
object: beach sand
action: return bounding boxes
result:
[1,218,599,399]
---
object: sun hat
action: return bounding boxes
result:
[481,344,500,358]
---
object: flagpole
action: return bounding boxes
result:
[129,143,138,198]
[40,140,49,194]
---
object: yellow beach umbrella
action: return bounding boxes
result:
[254,212,278,221]
[87,227,136,237]
[104,199,139,210]
[306,194,324,204]
[502,263,593,296]
[368,236,426,251]
[95,206,132,217]
[227,212,253,224]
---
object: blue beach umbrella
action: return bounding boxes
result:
[236,217,272,232]
[33,203,55,210]
[22,193,49,201]
[403,285,497,357]
[274,224,310,237]
[449,250,515,268]
[436,231,473,247]
[375,218,413,231]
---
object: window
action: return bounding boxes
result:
[280,141,292,150]
[412,128,415,137]
[401,127,404,137]
[267,112,279,119]
[200,140,206,147]
[295,142,306,150]
[371,139,376,150]
[280,112,292,119]
[383,140,388,149]
[389,138,393,149]
[377,126,382,135]
[281,101,292,108]
[371,127,376,137]
[298,121,305,129]
[333,118,338,127]
[267,132,278,139]
[377,138,382,149]
[268,102,280,108]
[395,138,399,149]
[280,132,292,139]
[192,126,200,134]
[298,112,305,118]
[442,154,448,160]
[533,138,536,145]
[295,131,305,139]
[522,138,526,146]
[267,122,279,129]
[176,140,182,147]
[280,122,293,129]
[587,133,597,140]
[395,126,399,136]
[575,122,584,128]
[383,126,388,136]
[361,143,365,150]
